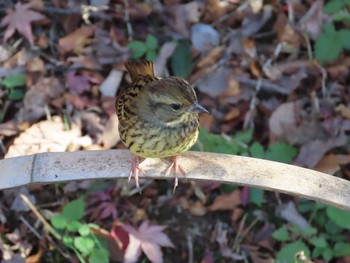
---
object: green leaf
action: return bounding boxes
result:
[310,236,328,248]
[88,223,100,229]
[89,247,109,263]
[334,242,350,257]
[312,247,322,258]
[315,210,327,227]
[249,142,265,158]
[249,188,264,207]
[325,220,343,234]
[62,198,85,222]
[327,233,345,242]
[298,202,316,213]
[146,49,157,61]
[323,22,336,34]
[50,214,67,229]
[333,12,350,23]
[324,0,347,14]
[66,220,81,232]
[74,236,95,256]
[265,142,297,163]
[8,89,25,101]
[272,226,290,242]
[315,30,343,64]
[277,241,310,263]
[197,129,240,154]
[220,184,238,193]
[145,34,158,50]
[78,224,91,236]
[128,41,147,59]
[290,225,302,235]
[326,206,350,230]
[63,236,74,247]
[1,74,26,89]
[339,29,350,49]
[322,247,334,261]
[171,40,192,79]
[302,227,317,237]
[233,129,253,144]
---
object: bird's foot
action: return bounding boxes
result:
[163,156,186,193]
[128,155,145,190]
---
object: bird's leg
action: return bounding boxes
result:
[163,156,187,193]
[129,155,145,189]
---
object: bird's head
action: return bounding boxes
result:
[137,77,208,127]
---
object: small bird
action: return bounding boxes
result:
[116,61,208,191]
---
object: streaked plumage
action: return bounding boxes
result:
[116,61,208,190]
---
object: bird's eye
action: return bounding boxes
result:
[171,104,181,110]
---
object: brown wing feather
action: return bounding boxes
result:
[125,61,155,82]
[116,65,158,144]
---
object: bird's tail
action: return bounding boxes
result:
[125,61,155,82]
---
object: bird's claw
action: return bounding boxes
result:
[163,156,186,193]
[129,156,145,190]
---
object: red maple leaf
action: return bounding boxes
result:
[123,221,174,263]
[0,2,45,44]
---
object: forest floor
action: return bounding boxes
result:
[0,0,350,262]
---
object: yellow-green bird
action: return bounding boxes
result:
[116,61,208,190]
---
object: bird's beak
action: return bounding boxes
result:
[188,102,209,114]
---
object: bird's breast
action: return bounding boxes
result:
[122,117,199,158]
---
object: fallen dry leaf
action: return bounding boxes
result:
[184,1,203,23]
[10,188,36,212]
[180,197,207,216]
[202,0,235,23]
[197,46,224,68]
[207,190,241,211]
[0,121,19,136]
[154,42,177,77]
[58,26,95,55]
[80,111,105,143]
[91,225,124,261]
[66,70,99,94]
[123,220,174,263]
[26,56,45,73]
[294,132,347,168]
[297,0,325,40]
[191,23,220,53]
[6,116,92,158]
[0,45,12,63]
[200,250,215,263]
[101,115,120,149]
[93,28,130,65]
[314,154,340,175]
[197,67,231,97]
[65,94,98,110]
[269,100,302,139]
[276,201,311,231]
[216,224,244,260]
[16,77,65,123]
[231,208,244,222]
[6,229,32,258]
[242,5,273,37]
[167,4,190,37]
[223,108,240,122]
[0,2,45,44]
[336,104,350,119]
[99,69,123,97]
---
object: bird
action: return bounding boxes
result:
[116,60,208,191]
